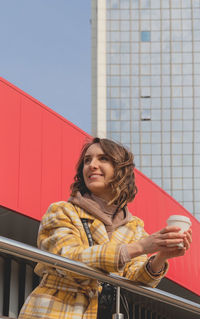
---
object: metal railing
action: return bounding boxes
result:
[0,235,200,318]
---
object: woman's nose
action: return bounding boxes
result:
[89,158,98,168]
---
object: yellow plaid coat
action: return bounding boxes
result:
[18,201,167,319]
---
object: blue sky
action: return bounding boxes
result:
[0,0,91,134]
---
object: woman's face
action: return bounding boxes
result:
[83,143,114,201]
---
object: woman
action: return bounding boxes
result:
[18,137,192,319]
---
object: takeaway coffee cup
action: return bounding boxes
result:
[166,215,191,248]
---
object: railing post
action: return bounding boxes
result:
[112,287,124,319]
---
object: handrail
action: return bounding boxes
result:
[0,236,200,315]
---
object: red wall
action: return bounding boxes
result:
[0,77,89,219]
[0,77,199,296]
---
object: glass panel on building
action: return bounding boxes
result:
[141,31,151,42]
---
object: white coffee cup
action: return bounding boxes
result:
[166,215,191,248]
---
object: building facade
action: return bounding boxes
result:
[91,0,200,220]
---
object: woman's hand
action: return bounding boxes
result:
[135,226,187,255]
[148,228,192,273]
[155,228,192,260]
[127,226,192,260]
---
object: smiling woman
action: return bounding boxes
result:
[18,137,192,319]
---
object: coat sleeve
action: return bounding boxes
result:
[37,202,122,273]
[122,219,168,288]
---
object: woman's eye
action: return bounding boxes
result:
[100,156,108,161]
[84,158,90,164]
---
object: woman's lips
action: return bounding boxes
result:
[88,174,103,179]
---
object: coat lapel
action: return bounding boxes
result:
[90,219,109,244]
[110,217,137,244]
[77,206,109,245]
[75,205,139,246]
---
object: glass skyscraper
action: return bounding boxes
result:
[91,0,200,220]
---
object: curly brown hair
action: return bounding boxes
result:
[70,137,137,209]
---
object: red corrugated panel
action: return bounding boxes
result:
[0,76,199,296]
[18,96,43,219]
[0,77,88,219]
[0,80,21,209]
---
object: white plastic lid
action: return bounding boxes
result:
[167,215,191,225]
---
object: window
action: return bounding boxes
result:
[141,31,151,42]
[131,0,139,9]
[142,156,151,166]
[141,109,151,121]
[121,109,130,120]
[121,132,130,143]
[141,87,150,97]
[120,0,130,9]
[109,0,119,9]
[110,98,120,109]
[111,121,120,131]
[141,0,150,8]
[111,110,120,120]
[121,121,130,131]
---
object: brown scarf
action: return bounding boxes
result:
[68,192,132,238]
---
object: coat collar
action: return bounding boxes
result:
[74,205,109,244]
[72,203,135,245]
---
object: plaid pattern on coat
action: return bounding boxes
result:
[18,202,168,319]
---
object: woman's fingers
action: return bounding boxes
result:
[159,226,181,234]
[140,227,192,255]
[160,228,192,252]
[158,227,184,242]
[153,227,192,259]
[152,228,186,252]
[185,228,192,242]
[183,228,192,249]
